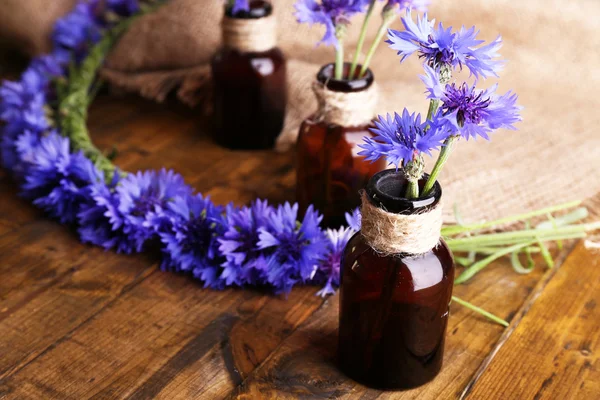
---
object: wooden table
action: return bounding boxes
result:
[0,95,598,399]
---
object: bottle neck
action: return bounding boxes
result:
[222,2,276,53]
[365,171,441,213]
[360,170,443,255]
[313,63,377,127]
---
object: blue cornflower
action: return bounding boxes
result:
[295,0,369,48]
[115,169,191,252]
[0,63,50,173]
[52,2,102,61]
[0,70,47,119]
[345,207,361,231]
[218,199,274,286]
[314,226,355,297]
[2,56,62,114]
[2,130,41,181]
[107,0,140,16]
[385,0,428,12]
[387,11,503,78]
[0,74,48,138]
[27,55,64,83]
[422,67,522,140]
[257,203,328,294]
[420,63,445,99]
[21,132,103,224]
[228,0,250,14]
[9,130,45,183]
[14,131,41,166]
[359,109,448,169]
[3,55,60,109]
[157,193,228,289]
[441,84,521,140]
[78,174,137,254]
[0,81,35,121]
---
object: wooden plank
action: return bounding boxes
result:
[0,175,42,237]
[0,221,93,315]
[463,242,600,399]
[229,252,557,399]
[0,273,325,399]
[0,227,155,381]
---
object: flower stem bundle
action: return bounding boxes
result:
[443,203,598,284]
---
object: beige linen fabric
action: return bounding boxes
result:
[1,0,599,222]
[0,0,77,55]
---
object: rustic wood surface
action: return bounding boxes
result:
[0,95,598,399]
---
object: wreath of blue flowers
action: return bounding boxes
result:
[0,0,359,296]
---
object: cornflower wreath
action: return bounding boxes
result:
[2,0,599,326]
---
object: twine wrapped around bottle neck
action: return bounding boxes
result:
[222,14,277,53]
[360,191,443,256]
[312,80,378,127]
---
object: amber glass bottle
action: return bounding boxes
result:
[338,170,455,389]
[211,1,287,149]
[296,63,385,227]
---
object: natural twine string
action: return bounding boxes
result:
[360,191,443,256]
[312,80,378,127]
[222,14,277,53]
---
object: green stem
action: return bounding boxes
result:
[87,79,104,106]
[349,0,376,78]
[510,249,535,274]
[422,135,457,196]
[455,241,536,284]
[448,232,587,253]
[335,36,344,80]
[450,245,542,255]
[446,223,599,247]
[359,10,396,77]
[536,207,588,230]
[452,296,509,327]
[535,236,554,268]
[442,200,583,236]
[421,68,452,195]
[426,98,440,121]
[405,179,419,199]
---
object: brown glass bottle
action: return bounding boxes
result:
[211,1,287,150]
[296,63,385,227]
[338,170,455,389]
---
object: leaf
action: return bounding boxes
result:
[510,248,535,274]
[451,296,509,327]
[535,207,589,230]
[455,240,536,284]
[536,236,554,269]
[454,256,472,267]
[545,213,562,250]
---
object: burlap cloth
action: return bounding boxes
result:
[1,0,599,222]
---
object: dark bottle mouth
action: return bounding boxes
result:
[317,63,374,93]
[225,0,272,19]
[365,169,442,214]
